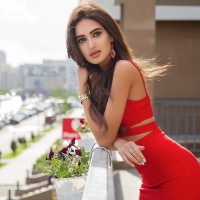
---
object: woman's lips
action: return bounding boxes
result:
[90,51,101,58]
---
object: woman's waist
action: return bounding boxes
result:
[118,131,153,142]
[118,126,164,147]
[117,119,158,139]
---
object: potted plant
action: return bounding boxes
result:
[43,138,90,200]
[76,118,96,152]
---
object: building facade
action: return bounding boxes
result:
[0,64,17,90]
[0,51,17,90]
[18,58,78,94]
[66,58,78,92]
[81,0,200,153]
[0,50,6,65]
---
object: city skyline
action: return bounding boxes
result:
[0,0,79,67]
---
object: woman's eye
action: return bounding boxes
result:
[94,32,101,37]
[78,38,86,43]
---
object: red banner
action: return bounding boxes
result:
[62,118,81,140]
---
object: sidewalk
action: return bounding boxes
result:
[0,125,62,185]
[0,108,85,186]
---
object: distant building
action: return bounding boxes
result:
[0,50,6,65]
[0,51,17,90]
[0,64,17,90]
[66,58,78,92]
[18,59,78,94]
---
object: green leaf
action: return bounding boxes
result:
[81,157,89,165]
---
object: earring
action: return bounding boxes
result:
[111,42,116,59]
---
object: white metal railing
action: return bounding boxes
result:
[82,147,115,200]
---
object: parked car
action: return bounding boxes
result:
[0,117,10,125]
[17,108,37,117]
[0,121,6,129]
[10,113,26,125]
[45,112,56,125]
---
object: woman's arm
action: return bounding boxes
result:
[77,60,135,148]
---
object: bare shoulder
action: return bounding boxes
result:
[114,60,139,78]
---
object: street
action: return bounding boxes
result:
[0,95,52,156]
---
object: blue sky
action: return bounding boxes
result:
[0,0,79,67]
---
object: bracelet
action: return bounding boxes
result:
[78,92,90,104]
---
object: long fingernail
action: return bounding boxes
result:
[141,162,145,165]
[131,164,135,167]
[143,158,146,163]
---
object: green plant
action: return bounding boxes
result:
[76,118,91,133]
[22,137,27,146]
[34,154,48,171]
[43,138,90,178]
[11,140,17,153]
[18,137,27,146]
[31,132,35,140]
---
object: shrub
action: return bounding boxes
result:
[11,140,17,153]
[31,132,35,140]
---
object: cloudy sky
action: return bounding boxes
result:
[0,0,79,67]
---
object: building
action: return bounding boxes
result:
[0,50,6,65]
[0,51,17,90]
[0,64,17,90]
[66,58,78,92]
[79,0,200,154]
[18,58,78,94]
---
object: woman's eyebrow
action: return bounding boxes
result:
[76,27,103,39]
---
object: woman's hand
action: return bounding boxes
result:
[76,66,88,89]
[117,140,146,166]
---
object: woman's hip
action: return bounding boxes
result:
[134,127,200,190]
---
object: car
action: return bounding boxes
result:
[0,117,10,125]
[45,112,57,125]
[10,113,26,125]
[0,121,6,129]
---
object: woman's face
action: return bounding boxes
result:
[75,18,113,68]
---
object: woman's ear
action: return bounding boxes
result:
[110,36,114,42]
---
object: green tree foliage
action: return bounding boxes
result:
[11,140,17,153]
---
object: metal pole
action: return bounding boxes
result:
[7,190,12,200]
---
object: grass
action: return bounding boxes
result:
[0,163,6,168]
[33,139,61,171]
[43,126,54,133]
[30,134,45,143]
[33,154,48,171]
[3,125,56,159]
[3,145,29,158]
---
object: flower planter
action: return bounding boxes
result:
[79,132,96,152]
[53,176,87,200]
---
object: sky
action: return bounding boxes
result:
[0,0,79,67]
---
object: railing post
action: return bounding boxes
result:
[82,147,115,200]
[7,190,12,200]
[16,181,19,190]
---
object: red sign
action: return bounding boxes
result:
[62,118,81,140]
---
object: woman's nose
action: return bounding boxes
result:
[88,39,95,49]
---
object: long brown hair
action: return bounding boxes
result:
[66,1,169,132]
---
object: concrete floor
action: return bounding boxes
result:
[113,161,141,200]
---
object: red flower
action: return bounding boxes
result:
[46,150,54,160]
[79,118,84,124]
[59,147,68,158]
[68,138,75,147]
[75,149,82,156]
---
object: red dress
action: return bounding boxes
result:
[117,60,200,200]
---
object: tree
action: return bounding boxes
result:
[11,140,17,153]
[31,132,35,141]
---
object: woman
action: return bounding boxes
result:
[66,1,200,199]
